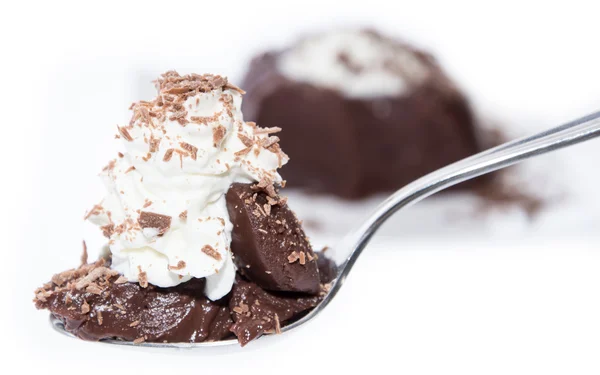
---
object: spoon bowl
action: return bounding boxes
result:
[51,110,600,347]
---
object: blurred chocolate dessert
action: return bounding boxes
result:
[242,29,494,199]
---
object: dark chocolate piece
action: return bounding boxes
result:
[229,278,321,346]
[226,183,320,294]
[241,31,491,199]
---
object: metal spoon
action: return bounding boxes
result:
[51,111,600,347]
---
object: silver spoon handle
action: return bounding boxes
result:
[337,110,600,281]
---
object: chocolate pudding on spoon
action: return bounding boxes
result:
[34,72,336,346]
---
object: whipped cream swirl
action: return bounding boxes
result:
[86,72,288,300]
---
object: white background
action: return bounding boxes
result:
[3,0,600,373]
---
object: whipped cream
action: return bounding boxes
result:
[86,72,288,300]
[277,29,430,98]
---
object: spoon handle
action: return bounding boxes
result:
[337,110,600,279]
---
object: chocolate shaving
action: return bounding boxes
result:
[114,223,126,235]
[149,136,160,152]
[232,306,243,314]
[129,320,140,327]
[201,245,222,261]
[86,284,103,295]
[238,133,254,148]
[97,310,103,325]
[254,126,282,135]
[220,93,233,104]
[179,142,198,160]
[234,147,252,157]
[102,159,117,172]
[100,224,114,238]
[84,203,104,220]
[80,240,88,266]
[179,210,188,220]
[138,106,151,123]
[255,203,267,217]
[81,300,90,314]
[257,176,271,188]
[117,126,133,142]
[265,196,281,207]
[260,136,280,149]
[299,251,306,265]
[168,110,188,123]
[190,112,221,125]
[174,149,187,168]
[253,176,278,198]
[168,260,186,271]
[163,148,174,162]
[52,271,76,287]
[163,86,190,95]
[133,336,145,344]
[212,125,227,147]
[274,314,281,334]
[137,266,148,288]
[265,185,277,198]
[138,211,171,234]
[34,290,52,303]
[224,81,245,94]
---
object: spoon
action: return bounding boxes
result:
[51,110,600,347]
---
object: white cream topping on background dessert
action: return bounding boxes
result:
[277,30,431,98]
[86,72,288,300]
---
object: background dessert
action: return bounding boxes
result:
[242,29,493,199]
[239,28,549,243]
